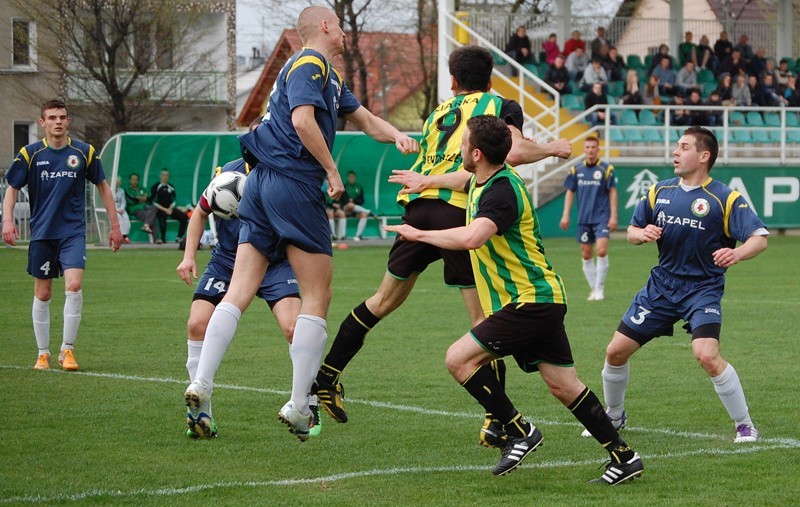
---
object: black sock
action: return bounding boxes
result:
[317,301,380,384]
[462,364,530,438]
[484,359,507,420]
[568,387,635,463]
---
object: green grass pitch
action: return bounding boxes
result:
[1,237,798,505]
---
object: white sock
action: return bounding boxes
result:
[355,217,367,237]
[337,218,347,239]
[602,361,630,419]
[328,218,335,236]
[582,258,597,292]
[290,315,327,413]
[309,394,318,407]
[62,290,83,351]
[186,340,204,382]
[711,363,753,426]
[32,297,51,355]
[595,256,609,292]
[195,302,241,391]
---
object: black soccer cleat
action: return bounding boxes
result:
[315,380,348,423]
[479,417,508,449]
[590,452,644,485]
[492,426,543,476]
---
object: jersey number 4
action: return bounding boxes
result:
[204,277,227,294]
[40,261,51,276]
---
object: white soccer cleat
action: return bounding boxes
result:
[185,381,216,439]
[587,290,597,301]
[594,288,605,301]
[734,423,759,443]
[278,401,312,442]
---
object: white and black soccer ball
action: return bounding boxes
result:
[202,171,247,219]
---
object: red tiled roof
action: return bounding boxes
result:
[238,29,433,127]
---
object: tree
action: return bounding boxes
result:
[15,0,229,137]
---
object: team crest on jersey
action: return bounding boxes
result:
[691,198,710,217]
[67,155,79,169]
[593,170,602,180]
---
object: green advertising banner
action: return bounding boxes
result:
[540,165,800,238]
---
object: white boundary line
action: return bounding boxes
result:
[2,363,800,504]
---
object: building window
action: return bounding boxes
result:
[13,122,36,153]
[13,19,36,67]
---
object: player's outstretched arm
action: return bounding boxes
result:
[2,186,20,247]
[627,224,662,245]
[506,126,572,166]
[176,207,210,285]
[389,169,471,195]
[345,107,419,155]
[292,105,344,199]
[712,234,768,268]
[386,217,497,251]
[96,180,123,252]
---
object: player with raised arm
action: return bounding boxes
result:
[591,126,768,443]
[386,115,643,484]
[559,136,618,301]
[183,6,418,442]
[2,99,123,371]
[313,45,572,449]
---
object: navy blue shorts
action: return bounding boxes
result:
[27,235,86,279]
[576,222,610,244]
[238,164,332,261]
[194,256,299,306]
[618,267,724,345]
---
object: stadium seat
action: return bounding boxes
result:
[636,68,648,82]
[781,57,795,70]
[561,94,583,111]
[746,111,765,127]
[787,129,800,143]
[785,112,799,127]
[523,63,539,77]
[607,81,624,97]
[751,129,770,143]
[537,62,550,76]
[732,129,753,143]
[669,128,682,143]
[697,69,716,85]
[644,54,653,69]
[641,127,663,142]
[729,111,746,126]
[624,128,644,142]
[764,112,781,127]
[492,51,507,66]
[620,109,639,125]
[610,129,626,143]
[627,54,644,69]
[769,129,784,143]
[639,110,658,126]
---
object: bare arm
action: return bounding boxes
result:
[345,106,420,155]
[292,105,344,200]
[712,234,768,268]
[608,187,618,231]
[385,217,498,251]
[388,169,471,195]
[627,224,663,245]
[2,186,19,246]
[176,208,210,285]
[559,189,575,230]
[96,180,123,252]
[506,126,572,166]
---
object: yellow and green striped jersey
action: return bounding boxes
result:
[467,166,567,316]
[398,92,521,210]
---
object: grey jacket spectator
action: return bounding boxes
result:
[565,47,590,81]
[730,74,751,106]
[581,59,608,92]
[675,62,699,94]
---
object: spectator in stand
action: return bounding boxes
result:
[748,74,768,107]
[780,75,800,107]
[649,44,676,73]
[697,35,717,72]
[652,56,677,96]
[125,172,160,243]
[602,46,626,82]
[714,31,733,65]
[685,89,707,126]
[675,61,699,96]
[670,95,692,126]
[545,54,572,95]
[151,168,189,244]
[505,25,533,76]
[720,49,746,77]
[762,58,778,85]
[777,59,792,86]
[590,26,611,60]
[734,34,754,65]
[581,58,609,93]
[564,30,586,57]
[114,178,131,244]
[642,75,662,107]
[542,33,561,65]
[678,31,697,67]
[705,90,724,126]
[566,46,590,82]
[715,72,734,104]
[585,82,617,127]
[761,73,782,106]
[730,73,751,107]
[621,69,643,105]
[749,48,767,78]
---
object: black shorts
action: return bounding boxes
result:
[387,199,474,287]
[470,303,574,372]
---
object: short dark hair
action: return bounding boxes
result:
[129,172,139,179]
[466,115,511,165]
[683,126,718,170]
[449,46,493,92]
[160,168,169,173]
[346,170,356,176]
[41,99,67,118]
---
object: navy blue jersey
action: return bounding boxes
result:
[632,177,767,278]
[198,159,249,269]
[239,48,361,186]
[563,160,616,225]
[6,138,105,240]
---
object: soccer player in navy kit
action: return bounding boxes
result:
[595,126,768,443]
[184,6,418,441]
[560,136,618,301]
[2,99,123,371]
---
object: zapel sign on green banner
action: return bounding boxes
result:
[615,165,800,228]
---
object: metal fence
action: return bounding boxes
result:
[66,70,228,104]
